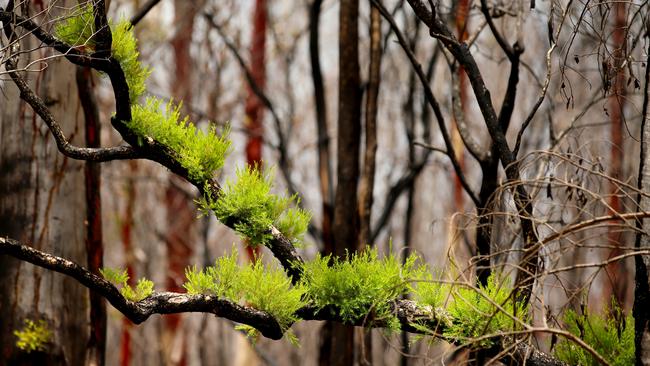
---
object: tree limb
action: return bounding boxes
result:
[372,0,480,207]
[0,236,285,340]
[1,8,305,283]
[406,0,540,303]
[130,0,162,26]
[5,59,143,162]
[0,236,568,366]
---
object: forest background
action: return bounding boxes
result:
[1,0,649,365]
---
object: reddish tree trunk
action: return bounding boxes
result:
[244,0,267,261]
[77,66,106,366]
[119,161,137,366]
[605,2,628,309]
[452,0,469,215]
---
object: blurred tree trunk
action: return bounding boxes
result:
[310,0,334,254]
[77,65,106,366]
[118,160,137,366]
[604,1,628,309]
[451,0,468,223]
[356,4,381,365]
[319,0,362,365]
[244,0,267,260]
[161,1,203,364]
[634,19,650,365]
[0,4,89,365]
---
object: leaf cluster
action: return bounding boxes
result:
[54,5,96,48]
[300,249,426,329]
[14,319,51,353]
[111,19,151,102]
[55,5,150,102]
[444,275,526,347]
[414,273,526,347]
[129,98,232,182]
[100,267,154,302]
[554,302,634,366]
[183,248,306,333]
[198,166,311,246]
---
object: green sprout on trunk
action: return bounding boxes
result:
[14,319,51,353]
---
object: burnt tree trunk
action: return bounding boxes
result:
[244,0,267,261]
[0,4,89,365]
[320,1,362,365]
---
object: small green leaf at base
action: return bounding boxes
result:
[14,319,51,353]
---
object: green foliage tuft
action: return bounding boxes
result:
[554,302,634,366]
[14,319,51,353]
[183,247,306,334]
[122,278,155,302]
[55,5,150,102]
[199,166,311,246]
[54,5,96,48]
[183,250,240,299]
[100,267,154,302]
[300,248,426,328]
[111,19,151,102]
[99,267,129,285]
[442,274,527,347]
[129,97,232,182]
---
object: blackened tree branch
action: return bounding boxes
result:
[5,59,143,162]
[406,0,540,303]
[372,0,480,207]
[0,236,568,366]
[1,7,304,283]
[0,10,109,68]
[479,0,514,59]
[130,0,162,26]
[92,0,112,56]
[0,237,285,340]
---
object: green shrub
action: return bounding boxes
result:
[111,19,151,102]
[554,302,634,366]
[441,274,527,347]
[55,5,150,102]
[54,5,96,48]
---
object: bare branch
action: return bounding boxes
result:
[406,0,540,303]
[5,59,143,162]
[130,0,162,26]
[450,68,489,162]
[372,0,480,207]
